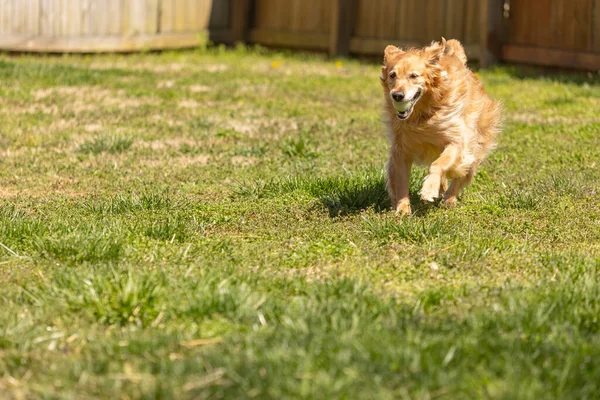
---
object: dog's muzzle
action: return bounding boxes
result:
[394,89,422,120]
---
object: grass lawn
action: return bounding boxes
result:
[1,45,600,399]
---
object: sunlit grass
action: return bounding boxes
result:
[0,45,599,399]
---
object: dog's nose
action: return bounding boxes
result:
[392,91,405,102]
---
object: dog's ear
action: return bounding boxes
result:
[445,38,468,64]
[383,45,403,62]
[424,40,445,65]
[380,65,387,81]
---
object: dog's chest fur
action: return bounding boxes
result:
[388,112,473,166]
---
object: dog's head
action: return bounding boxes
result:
[380,39,447,120]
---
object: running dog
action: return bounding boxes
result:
[381,38,501,215]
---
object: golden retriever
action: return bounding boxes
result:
[381,38,501,215]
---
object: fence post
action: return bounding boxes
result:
[480,0,508,66]
[231,0,252,44]
[330,0,353,57]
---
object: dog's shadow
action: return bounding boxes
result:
[319,176,435,218]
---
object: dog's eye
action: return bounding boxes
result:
[409,72,419,79]
[389,71,397,79]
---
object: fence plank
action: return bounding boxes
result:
[321,0,333,33]
[160,0,174,32]
[39,0,50,36]
[231,0,251,43]
[571,0,593,51]
[146,0,160,34]
[463,0,477,43]
[197,0,212,30]
[594,0,600,52]
[92,0,106,36]
[25,0,41,35]
[254,0,274,30]
[354,0,375,38]
[425,0,445,42]
[213,0,231,30]
[173,0,185,32]
[330,0,352,56]
[270,0,283,30]
[485,0,509,60]
[107,0,122,35]
[444,0,464,41]
[503,44,600,70]
[479,0,491,66]
[13,0,22,34]
[549,0,565,47]
[412,0,428,42]
[80,0,91,36]
[0,0,5,35]
[184,0,196,31]
[308,0,324,32]
[5,0,11,33]
[0,32,206,51]
[250,29,329,50]
[376,0,396,38]
[395,0,407,40]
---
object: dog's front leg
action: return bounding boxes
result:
[387,149,412,215]
[420,145,461,202]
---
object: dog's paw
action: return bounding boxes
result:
[420,175,441,203]
[396,203,411,216]
[394,199,412,216]
[443,196,458,208]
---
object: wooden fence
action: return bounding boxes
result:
[499,0,600,70]
[0,0,231,52]
[238,0,600,69]
[0,0,599,69]
[246,0,484,60]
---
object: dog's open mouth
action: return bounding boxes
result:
[394,89,422,120]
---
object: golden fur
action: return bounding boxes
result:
[381,38,501,215]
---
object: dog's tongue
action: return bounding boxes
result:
[393,101,412,112]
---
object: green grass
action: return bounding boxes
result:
[78,133,134,155]
[1,45,600,399]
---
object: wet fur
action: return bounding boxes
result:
[381,38,502,215]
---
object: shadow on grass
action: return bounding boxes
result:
[319,177,389,217]
[318,172,434,218]
[236,168,437,218]
[494,64,600,86]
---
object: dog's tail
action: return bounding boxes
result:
[443,38,468,65]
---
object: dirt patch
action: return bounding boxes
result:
[178,100,201,109]
[15,104,60,115]
[29,86,157,114]
[143,154,211,168]
[202,64,228,73]
[84,124,103,133]
[87,61,228,74]
[231,156,256,167]
[0,186,88,199]
[157,80,176,89]
[509,113,600,125]
[33,118,77,135]
[150,115,182,127]
[189,85,211,93]
[138,138,199,150]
